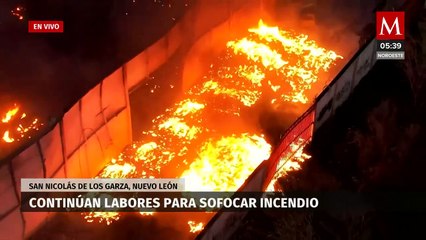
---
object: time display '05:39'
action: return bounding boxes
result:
[377,40,404,51]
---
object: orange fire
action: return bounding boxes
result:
[83,20,342,226]
[84,211,120,226]
[82,159,138,224]
[227,20,342,104]
[188,221,204,233]
[99,159,137,178]
[181,134,271,191]
[266,138,312,192]
[2,131,14,143]
[1,104,43,144]
[2,105,19,123]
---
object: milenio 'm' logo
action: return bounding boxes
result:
[376,11,405,40]
[375,11,405,60]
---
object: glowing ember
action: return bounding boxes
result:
[188,221,204,233]
[1,104,43,144]
[82,160,139,223]
[84,212,120,225]
[11,6,25,21]
[266,138,312,192]
[2,131,14,143]
[153,0,192,8]
[228,38,288,69]
[139,212,155,216]
[83,19,341,225]
[158,117,201,140]
[174,99,205,117]
[198,80,260,107]
[99,160,137,178]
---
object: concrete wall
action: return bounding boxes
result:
[0,66,132,239]
[126,0,250,93]
[315,39,376,131]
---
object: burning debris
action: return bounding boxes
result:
[266,138,312,192]
[84,211,120,226]
[11,6,25,21]
[181,134,271,191]
[1,105,19,123]
[153,0,192,8]
[82,20,342,229]
[188,221,204,233]
[1,104,43,145]
[227,19,342,104]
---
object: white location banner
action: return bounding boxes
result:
[21,178,185,192]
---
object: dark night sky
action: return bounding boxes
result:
[0,0,191,119]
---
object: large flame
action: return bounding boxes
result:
[227,19,342,104]
[83,20,342,227]
[181,134,271,191]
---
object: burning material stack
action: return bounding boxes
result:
[82,20,343,233]
[0,104,43,158]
